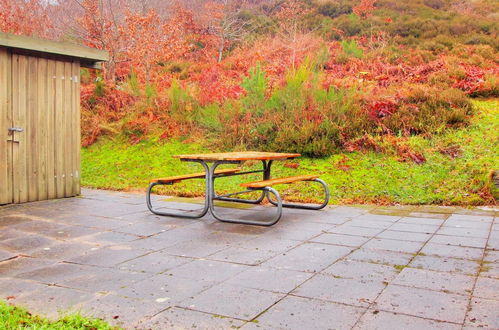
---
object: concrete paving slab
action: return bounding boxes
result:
[42,225,99,240]
[406,212,450,220]
[117,251,193,274]
[444,220,492,230]
[84,231,141,244]
[388,222,440,234]
[375,230,433,242]
[66,246,149,267]
[247,295,365,330]
[225,267,313,293]
[327,225,384,237]
[179,282,285,320]
[0,256,55,277]
[392,267,475,295]
[161,240,230,259]
[322,259,399,282]
[409,255,480,275]
[28,242,99,260]
[115,274,216,304]
[436,227,490,239]
[80,292,169,327]
[464,297,499,328]
[310,233,371,247]
[346,220,393,229]
[0,250,17,262]
[164,259,250,283]
[291,274,386,307]
[0,234,55,254]
[57,215,132,230]
[354,309,461,330]
[352,214,402,223]
[262,243,352,273]
[58,267,151,293]
[398,216,445,226]
[446,214,494,223]
[1,189,498,329]
[207,246,282,265]
[140,307,246,329]
[0,277,48,300]
[473,276,499,300]
[0,215,34,227]
[375,285,469,323]
[14,285,95,319]
[15,262,97,284]
[420,243,484,260]
[115,222,175,237]
[362,238,424,254]
[347,248,413,266]
[428,235,487,249]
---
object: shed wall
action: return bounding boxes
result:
[0,47,81,204]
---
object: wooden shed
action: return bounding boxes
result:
[0,33,108,205]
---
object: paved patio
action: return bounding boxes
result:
[0,189,498,329]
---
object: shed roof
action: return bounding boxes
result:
[0,32,108,68]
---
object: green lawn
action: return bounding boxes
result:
[0,300,116,330]
[82,99,498,206]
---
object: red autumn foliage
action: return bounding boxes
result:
[353,0,377,19]
[368,99,398,120]
[0,0,52,38]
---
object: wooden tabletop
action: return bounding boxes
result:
[173,151,301,162]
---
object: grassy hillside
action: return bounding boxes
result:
[82,99,498,206]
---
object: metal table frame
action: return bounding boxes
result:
[146,156,329,226]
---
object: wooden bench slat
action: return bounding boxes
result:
[241,175,319,189]
[152,168,240,184]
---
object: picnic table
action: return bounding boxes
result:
[146,152,329,226]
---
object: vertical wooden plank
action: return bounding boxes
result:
[6,49,12,204]
[0,48,11,204]
[64,61,73,197]
[37,57,48,201]
[27,56,39,202]
[54,60,65,198]
[46,59,56,199]
[12,54,28,203]
[72,61,81,195]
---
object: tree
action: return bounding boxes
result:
[76,0,126,81]
[121,5,193,84]
[202,0,253,63]
[274,0,316,69]
[0,0,53,37]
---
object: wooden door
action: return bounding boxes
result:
[8,53,80,203]
[0,47,12,205]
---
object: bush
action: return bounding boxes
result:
[382,86,473,135]
[337,39,364,63]
[318,1,353,18]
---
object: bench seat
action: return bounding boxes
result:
[241,174,319,189]
[152,168,240,184]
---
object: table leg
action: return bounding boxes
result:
[212,160,271,204]
[146,160,210,218]
[266,178,330,210]
[208,160,283,226]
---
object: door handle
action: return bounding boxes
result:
[8,127,24,133]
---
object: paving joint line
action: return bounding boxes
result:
[460,215,495,330]
[350,212,451,329]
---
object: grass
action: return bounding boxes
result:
[81,99,498,206]
[0,300,117,329]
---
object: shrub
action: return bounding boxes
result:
[337,39,364,63]
[382,86,473,135]
[318,1,353,18]
[241,63,267,115]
